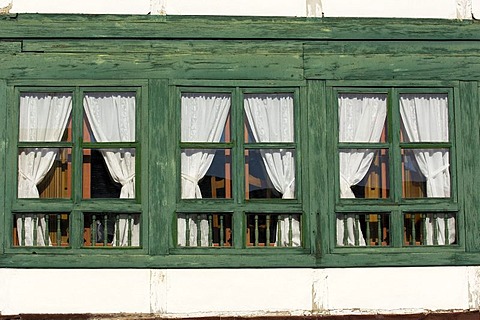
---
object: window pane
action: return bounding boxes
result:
[402,149,450,198]
[403,212,456,246]
[177,213,232,247]
[244,93,294,143]
[336,213,390,247]
[13,213,69,247]
[18,148,72,199]
[83,212,140,247]
[400,94,449,143]
[246,213,301,247]
[339,149,389,199]
[19,93,72,142]
[338,93,387,143]
[83,92,136,143]
[181,93,231,143]
[83,148,135,199]
[181,149,232,199]
[245,149,295,199]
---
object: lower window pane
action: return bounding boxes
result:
[336,213,390,247]
[403,212,456,246]
[402,149,450,198]
[18,148,72,199]
[177,213,232,247]
[339,149,389,199]
[13,213,69,247]
[83,212,140,247]
[246,213,301,247]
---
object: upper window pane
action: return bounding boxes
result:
[83,92,136,143]
[400,93,449,143]
[338,93,387,143]
[244,93,294,143]
[19,93,72,142]
[181,93,231,143]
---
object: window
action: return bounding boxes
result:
[12,88,142,248]
[335,89,457,248]
[176,89,302,248]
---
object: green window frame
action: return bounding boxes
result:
[173,86,308,252]
[5,84,146,253]
[332,86,459,252]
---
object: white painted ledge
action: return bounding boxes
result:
[6,0,472,19]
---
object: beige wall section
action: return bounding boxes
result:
[0,267,476,316]
[4,0,474,19]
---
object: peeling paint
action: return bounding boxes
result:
[467,267,480,310]
[0,0,12,14]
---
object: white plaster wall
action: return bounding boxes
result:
[3,0,475,19]
[0,267,478,316]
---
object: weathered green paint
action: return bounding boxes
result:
[0,14,478,268]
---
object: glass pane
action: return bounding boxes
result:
[339,149,389,199]
[244,93,294,143]
[13,213,70,247]
[177,213,232,247]
[18,148,72,199]
[83,148,135,199]
[19,93,72,142]
[181,93,231,143]
[246,213,301,247]
[402,149,450,198]
[181,149,232,199]
[400,93,449,143]
[83,212,140,247]
[245,149,295,199]
[338,93,387,143]
[83,92,136,143]
[403,212,456,246]
[336,213,390,247]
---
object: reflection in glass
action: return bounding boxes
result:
[83,148,135,199]
[177,213,232,247]
[244,93,294,143]
[403,212,456,246]
[18,148,72,199]
[19,93,72,142]
[181,93,231,143]
[338,93,387,143]
[181,149,232,199]
[245,149,295,199]
[83,92,136,143]
[83,212,140,247]
[339,149,389,199]
[336,213,390,247]
[402,149,450,198]
[13,213,70,247]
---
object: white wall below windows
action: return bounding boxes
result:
[2,0,477,19]
[0,267,478,316]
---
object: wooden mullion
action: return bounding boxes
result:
[0,80,6,253]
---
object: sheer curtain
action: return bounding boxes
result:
[400,94,454,245]
[17,93,72,246]
[83,92,138,246]
[337,94,387,246]
[244,94,299,247]
[179,93,231,246]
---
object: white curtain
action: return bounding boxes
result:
[84,92,138,246]
[337,94,387,246]
[244,94,299,247]
[17,93,72,246]
[400,94,454,245]
[179,93,231,246]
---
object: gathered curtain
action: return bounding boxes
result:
[400,94,454,245]
[179,93,231,246]
[83,92,138,246]
[244,94,299,246]
[337,94,387,246]
[17,93,72,246]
